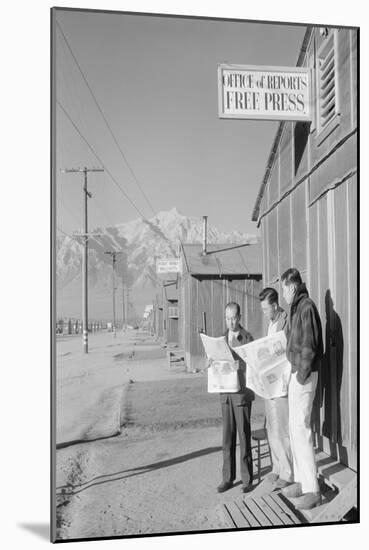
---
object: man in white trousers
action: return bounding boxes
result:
[281,268,323,510]
[259,287,293,490]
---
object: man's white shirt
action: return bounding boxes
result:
[268,318,279,336]
[228,330,240,347]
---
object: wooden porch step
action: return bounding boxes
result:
[298,475,357,524]
[320,463,356,492]
[314,449,357,492]
[279,450,358,524]
[288,490,334,523]
[299,500,331,523]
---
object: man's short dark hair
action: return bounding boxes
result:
[225,302,241,316]
[281,268,302,286]
[259,287,279,305]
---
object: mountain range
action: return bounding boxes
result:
[56,208,257,321]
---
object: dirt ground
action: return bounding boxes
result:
[55,330,266,540]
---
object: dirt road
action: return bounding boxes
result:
[55,330,265,540]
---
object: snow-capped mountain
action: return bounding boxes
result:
[56,208,257,320]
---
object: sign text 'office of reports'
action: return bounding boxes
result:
[218,64,311,121]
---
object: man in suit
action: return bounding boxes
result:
[259,287,293,489]
[216,302,254,494]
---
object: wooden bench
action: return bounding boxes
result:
[219,448,357,528]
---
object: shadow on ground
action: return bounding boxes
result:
[57,445,223,495]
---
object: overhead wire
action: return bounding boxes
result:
[56,226,71,238]
[55,29,175,254]
[56,21,156,217]
[56,120,119,233]
[83,171,113,229]
[56,226,82,247]
[56,101,175,253]
[57,100,146,219]
[57,29,94,157]
[56,192,81,228]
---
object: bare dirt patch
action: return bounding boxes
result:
[55,332,266,540]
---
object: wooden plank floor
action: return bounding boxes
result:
[221,492,304,528]
[219,447,357,529]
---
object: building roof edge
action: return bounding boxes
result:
[251,26,314,224]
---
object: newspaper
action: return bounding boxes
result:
[232,331,291,399]
[207,360,240,393]
[199,333,240,393]
[199,333,234,362]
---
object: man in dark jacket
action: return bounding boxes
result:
[280,268,323,510]
[216,302,254,494]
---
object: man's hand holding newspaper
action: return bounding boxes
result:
[199,334,240,393]
[231,331,291,399]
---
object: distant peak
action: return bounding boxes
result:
[154,207,184,219]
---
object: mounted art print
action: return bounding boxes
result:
[51,7,359,543]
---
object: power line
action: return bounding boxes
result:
[88,181,116,229]
[57,100,146,219]
[57,30,97,163]
[56,226,74,239]
[56,21,156,217]
[56,227,85,253]
[57,193,81,228]
[56,103,177,254]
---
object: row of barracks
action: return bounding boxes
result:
[150,25,357,474]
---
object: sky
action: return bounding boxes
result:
[55,9,306,237]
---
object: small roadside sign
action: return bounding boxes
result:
[156,258,182,274]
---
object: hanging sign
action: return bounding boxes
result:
[156,258,182,274]
[218,64,311,121]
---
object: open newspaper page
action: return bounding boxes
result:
[232,331,291,399]
[199,333,240,393]
[199,333,234,361]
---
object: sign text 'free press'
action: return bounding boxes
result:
[218,64,311,121]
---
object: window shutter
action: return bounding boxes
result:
[318,32,338,131]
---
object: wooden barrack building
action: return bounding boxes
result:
[252,24,357,491]
[178,243,263,372]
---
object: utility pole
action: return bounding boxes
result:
[61,166,104,353]
[104,250,122,336]
[122,277,126,331]
[126,286,130,327]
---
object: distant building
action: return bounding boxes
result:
[252,27,357,471]
[152,291,164,342]
[162,282,179,347]
[178,243,263,372]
